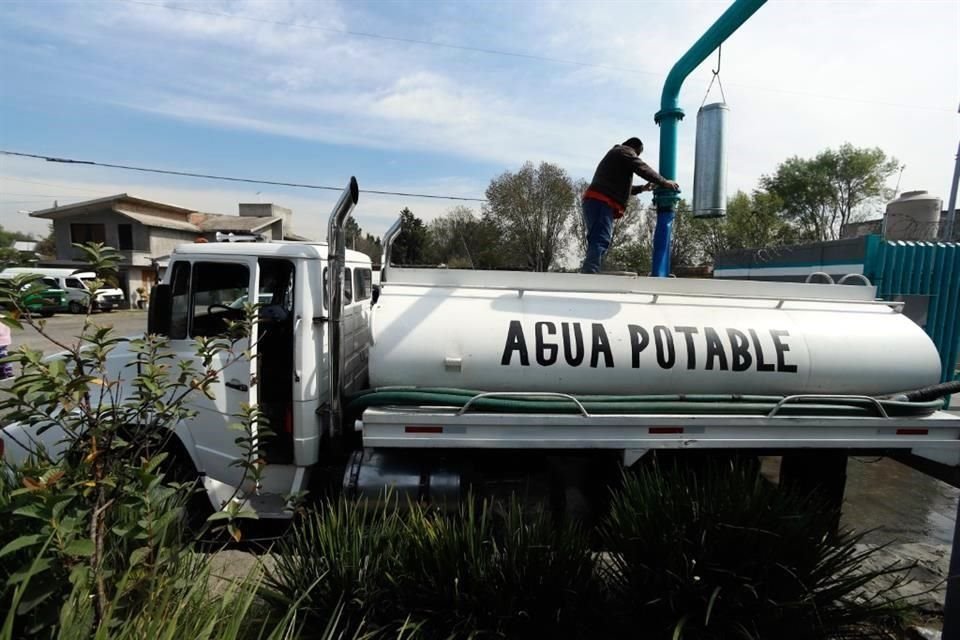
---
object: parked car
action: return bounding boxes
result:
[0,268,125,313]
[0,274,67,317]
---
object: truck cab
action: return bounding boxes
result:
[131,243,374,514]
[147,242,373,513]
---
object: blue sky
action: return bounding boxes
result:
[1,0,957,242]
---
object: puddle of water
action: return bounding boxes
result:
[842,456,959,547]
[762,455,958,547]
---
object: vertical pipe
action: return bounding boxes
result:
[326,177,359,440]
[380,216,403,284]
[945,135,959,242]
[943,495,960,638]
[651,0,767,277]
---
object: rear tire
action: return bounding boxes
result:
[157,442,214,538]
[68,301,84,314]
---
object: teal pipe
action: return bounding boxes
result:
[651,0,767,277]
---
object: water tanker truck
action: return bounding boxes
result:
[4,178,958,522]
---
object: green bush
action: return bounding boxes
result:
[388,498,599,639]
[598,460,910,639]
[261,496,403,634]
[262,497,600,639]
[0,242,263,637]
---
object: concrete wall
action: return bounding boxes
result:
[52,212,151,261]
[239,203,289,239]
[148,227,198,258]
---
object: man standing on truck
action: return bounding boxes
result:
[581,137,679,274]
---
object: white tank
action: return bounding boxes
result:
[884,190,942,241]
[369,269,942,397]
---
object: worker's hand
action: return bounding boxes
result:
[631,183,656,195]
[661,180,680,191]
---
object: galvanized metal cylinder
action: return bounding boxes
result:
[692,102,729,218]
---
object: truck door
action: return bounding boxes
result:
[164,258,259,487]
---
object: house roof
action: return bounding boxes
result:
[30,194,196,219]
[194,213,280,233]
[114,208,201,232]
[27,193,307,239]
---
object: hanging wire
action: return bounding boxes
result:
[700,44,727,108]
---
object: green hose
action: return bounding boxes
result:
[347,387,943,418]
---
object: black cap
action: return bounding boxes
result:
[622,137,644,152]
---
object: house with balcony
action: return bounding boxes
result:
[29,194,306,307]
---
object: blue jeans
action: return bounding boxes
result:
[580,198,615,274]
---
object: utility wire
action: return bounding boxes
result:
[0,150,488,202]
[123,0,953,114]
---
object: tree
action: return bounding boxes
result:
[0,224,38,268]
[484,162,576,272]
[761,144,899,241]
[426,206,505,269]
[679,190,799,263]
[344,218,382,265]
[35,224,56,257]
[390,207,429,266]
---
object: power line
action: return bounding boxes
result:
[0,150,488,202]
[122,0,953,114]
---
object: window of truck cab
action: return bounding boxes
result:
[166,261,250,339]
[322,266,355,308]
[354,268,372,301]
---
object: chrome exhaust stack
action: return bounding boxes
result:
[380,215,403,283]
[326,177,359,440]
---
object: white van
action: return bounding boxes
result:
[0,267,126,313]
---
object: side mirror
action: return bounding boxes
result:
[371,284,380,306]
[147,284,172,335]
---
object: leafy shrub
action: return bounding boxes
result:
[55,553,346,640]
[598,459,910,640]
[0,242,262,637]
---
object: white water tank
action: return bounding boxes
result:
[369,269,942,397]
[884,191,941,241]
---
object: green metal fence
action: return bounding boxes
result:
[864,237,960,387]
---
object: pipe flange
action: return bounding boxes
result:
[654,107,685,124]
